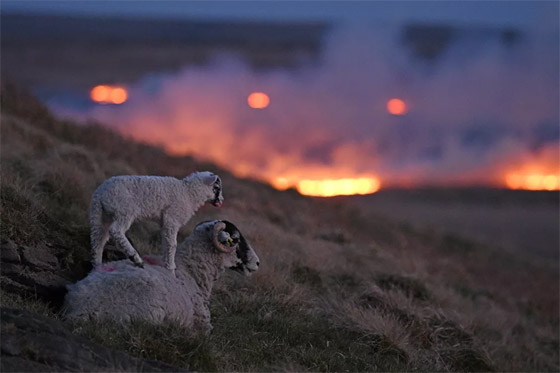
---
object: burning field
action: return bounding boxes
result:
[40,22,558,197]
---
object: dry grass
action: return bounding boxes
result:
[1,85,558,371]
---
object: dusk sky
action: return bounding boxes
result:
[3,0,559,32]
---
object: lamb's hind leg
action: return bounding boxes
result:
[90,200,111,267]
[91,221,110,267]
[108,217,144,268]
[161,219,179,276]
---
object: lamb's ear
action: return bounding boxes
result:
[213,222,236,253]
[203,173,219,186]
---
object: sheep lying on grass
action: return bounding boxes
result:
[65,220,259,334]
[90,171,224,275]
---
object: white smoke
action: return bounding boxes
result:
[54,22,559,187]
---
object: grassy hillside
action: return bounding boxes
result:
[1,85,558,371]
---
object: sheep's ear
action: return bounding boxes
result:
[213,222,236,253]
[203,173,219,186]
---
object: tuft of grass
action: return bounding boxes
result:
[375,273,431,301]
[291,264,323,289]
[328,272,362,290]
[439,348,494,372]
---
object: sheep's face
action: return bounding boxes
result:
[222,220,260,275]
[196,220,260,275]
[210,176,224,207]
[186,171,224,207]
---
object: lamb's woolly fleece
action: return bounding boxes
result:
[89,171,223,273]
[64,220,259,334]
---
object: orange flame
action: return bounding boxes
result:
[295,177,381,197]
[502,145,560,191]
[247,92,270,109]
[387,98,407,116]
[505,173,559,190]
[91,85,128,104]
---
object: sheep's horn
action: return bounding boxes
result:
[213,222,236,253]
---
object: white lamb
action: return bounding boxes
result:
[64,220,259,335]
[89,171,224,275]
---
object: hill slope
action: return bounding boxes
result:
[1,85,558,371]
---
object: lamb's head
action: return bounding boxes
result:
[186,171,224,207]
[195,220,260,275]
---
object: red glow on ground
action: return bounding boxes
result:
[248,92,270,109]
[387,98,408,116]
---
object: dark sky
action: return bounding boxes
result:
[3,0,558,32]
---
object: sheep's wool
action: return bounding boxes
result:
[65,220,259,335]
[89,171,223,273]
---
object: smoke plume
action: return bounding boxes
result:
[54,23,559,190]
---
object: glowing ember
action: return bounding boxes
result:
[505,173,559,191]
[273,177,291,190]
[296,177,381,197]
[387,98,408,116]
[110,87,128,104]
[543,175,559,190]
[90,85,110,102]
[247,92,270,109]
[90,85,128,104]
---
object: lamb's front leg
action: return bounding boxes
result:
[161,222,179,277]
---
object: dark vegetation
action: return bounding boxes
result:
[1,85,558,371]
[1,14,327,90]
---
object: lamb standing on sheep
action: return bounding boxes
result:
[65,220,259,334]
[90,171,224,275]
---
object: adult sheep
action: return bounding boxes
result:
[90,171,224,275]
[65,220,259,335]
